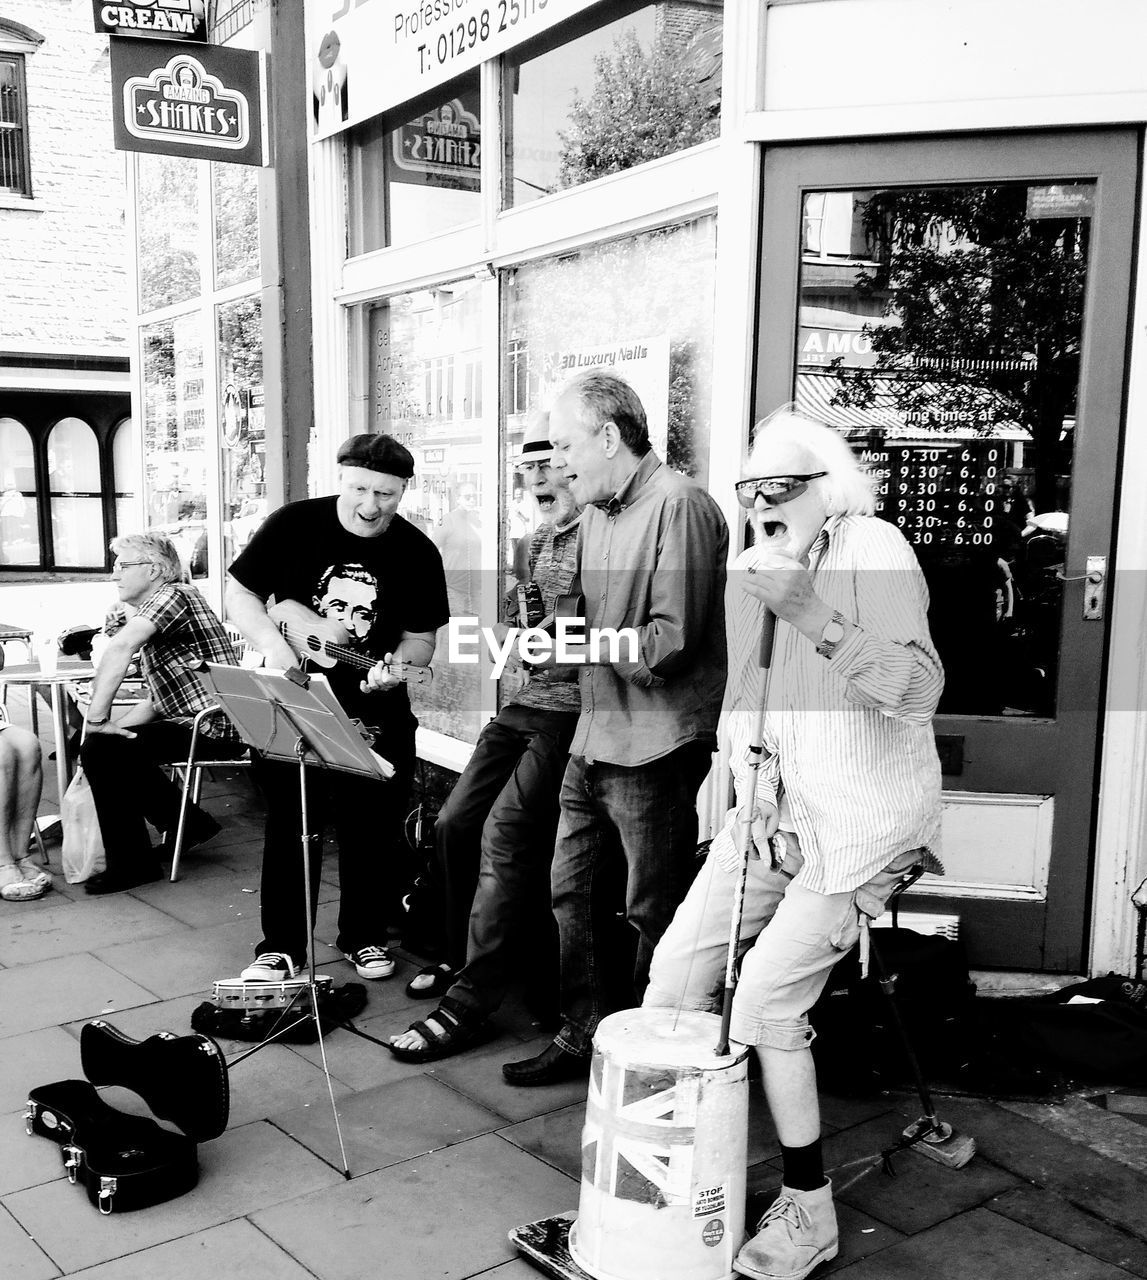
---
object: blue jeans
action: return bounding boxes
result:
[551,740,714,1057]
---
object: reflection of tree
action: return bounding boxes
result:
[829,187,1087,512]
[213,164,260,288]
[556,26,720,190]
[219,297,262,387]
[508,222,715,476]
[137,156,201,311]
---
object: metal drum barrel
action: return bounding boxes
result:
[569,1007,749,1280]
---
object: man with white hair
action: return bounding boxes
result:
[644,410,944,1280]
[80,532,240,895]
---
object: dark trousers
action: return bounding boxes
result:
[551,740,714,1057]
[252,710,416,964]
[437,704,576,1019]
[80,721,231,878]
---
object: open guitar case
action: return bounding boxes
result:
[26,1020,229,1214]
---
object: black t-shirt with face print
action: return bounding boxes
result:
[230,495,449,720]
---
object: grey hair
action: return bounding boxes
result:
[748,408,876,517]
[557,371,651,457]
[110,531,184,584]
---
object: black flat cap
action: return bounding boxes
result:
[337,433,415,478]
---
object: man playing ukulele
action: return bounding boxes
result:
[226,434,448,983]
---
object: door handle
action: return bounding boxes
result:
[1083,555,1106,621]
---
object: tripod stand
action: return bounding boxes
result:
[198,662,398,1177]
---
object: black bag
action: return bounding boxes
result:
[809,927,977,1095]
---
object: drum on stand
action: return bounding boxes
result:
[569,1007,749,1280]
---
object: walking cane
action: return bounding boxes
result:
[715,607,776,1056]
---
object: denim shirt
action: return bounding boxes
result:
[572,451,728,766]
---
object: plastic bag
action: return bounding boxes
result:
[61,768,106,883]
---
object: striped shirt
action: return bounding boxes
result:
[511,517,582,714]
[135,583,239,741]
[714,514,943,894]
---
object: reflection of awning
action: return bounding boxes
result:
[795,373,1030,441]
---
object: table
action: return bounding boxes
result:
[0,662,93,802]
[0,622,35,667]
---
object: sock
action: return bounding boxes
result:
[780,1138,825,1192]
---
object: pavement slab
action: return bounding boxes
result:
[0,956,158,1038]
[91,919,266,1000]
[269,1071,504,1174]
[129,866,265,930]
[830,1204,1133,1279]
[430,1033,593,1124]
[54,1217,316,1280]
[988,1184,1147,1278]
[2,1120,343,1274]
[0,1109,67,1197]
[0,895,189,968]
[0,1028,86,1115]
[0,1200,59,1280]
[249,1131,577,1280]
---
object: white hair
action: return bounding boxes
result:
[747,407,876,517]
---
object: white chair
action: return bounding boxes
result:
[0,703,50,868]
[168,628,260,881]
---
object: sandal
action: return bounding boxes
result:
[0,863,47,901]
[17,857,52,893]
[387,1002,497,1063]
[405,963,457,999]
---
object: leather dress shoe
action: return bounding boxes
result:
[502,1040,591,1087]
[84,865,162,895]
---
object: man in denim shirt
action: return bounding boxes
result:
[503,371,728,1086]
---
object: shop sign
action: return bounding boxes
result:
[94,0,207,40]
[1026,184,1095,221]
[799,325,877,369]
[306,0,598,141]
[391,97,480,191]
[110,37,269,166]
[542,336,672,458]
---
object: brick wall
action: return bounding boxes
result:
[1,2,128,352]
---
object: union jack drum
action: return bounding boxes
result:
[569,1008,749,1280]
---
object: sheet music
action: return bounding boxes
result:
[197,665,395,780]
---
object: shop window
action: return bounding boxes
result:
[503,214,716,482]
[0,417,39,566]
[111,418,140,538]
[367,280,488,743]
[142,314,209,578]
[348,70,481,255]
[0,52,32,197]
[213,161,260,289]
[137,153,203,312]
[218,295,266,570]
[504,0,722,208]
[47,418,104,568]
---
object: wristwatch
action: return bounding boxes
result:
[86,713,109,726]
[815,610,848,659]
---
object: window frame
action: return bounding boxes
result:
[0,18,41,200]
[0,52,32,199]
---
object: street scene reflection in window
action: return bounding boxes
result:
[797,182,1093,717]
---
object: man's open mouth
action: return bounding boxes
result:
[762,518,787,540]
[537,494,555,510]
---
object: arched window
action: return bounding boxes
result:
[111,417,140,537]
[0,416,39,565]
[47,417,104,567]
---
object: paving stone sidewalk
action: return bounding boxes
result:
[2,699,1145,1279]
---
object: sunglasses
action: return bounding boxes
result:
[734,472,827,509]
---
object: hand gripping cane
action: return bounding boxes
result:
[715,608,776,1056]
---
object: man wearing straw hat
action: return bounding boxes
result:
[644,409,944,1280]
[387,409,585,1060]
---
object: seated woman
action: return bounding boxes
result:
[0,719,50,901]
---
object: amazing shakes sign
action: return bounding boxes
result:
[110,38,269,166]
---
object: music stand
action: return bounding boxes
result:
[197,662,396,1177]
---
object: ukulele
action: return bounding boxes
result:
[267,600,433,685]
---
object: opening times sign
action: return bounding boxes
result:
[306,0,597,141]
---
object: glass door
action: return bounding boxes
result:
[756,132,1137,970]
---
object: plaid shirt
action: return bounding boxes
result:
[134,583,239,741]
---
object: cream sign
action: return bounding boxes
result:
[306,0,598,141]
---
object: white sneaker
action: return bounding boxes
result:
[240,952,300,982]
[734,1180,838,1280]
[343,945,396,980]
